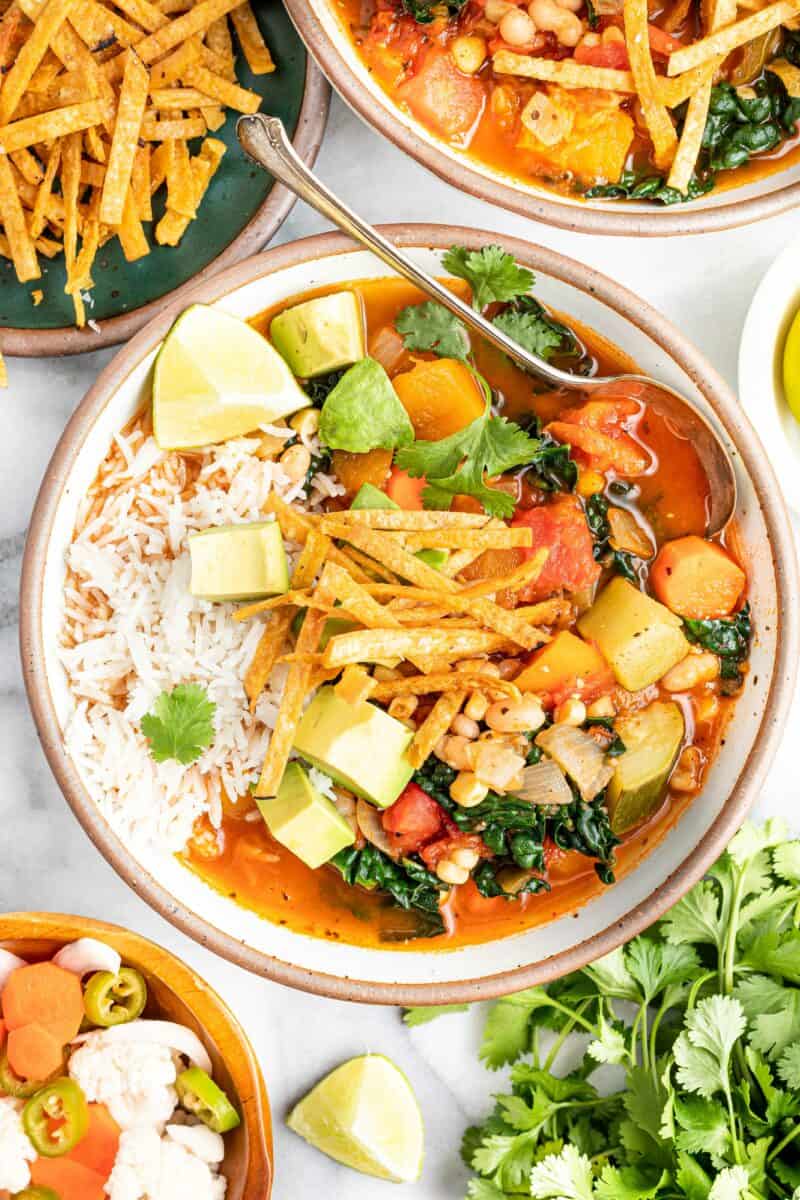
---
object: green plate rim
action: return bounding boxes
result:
[3,57,330,359]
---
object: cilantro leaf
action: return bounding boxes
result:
[594,1165,667,1199]
[396,397,542,519]
[493,306,565,361]
[529,1146,594,1200]
[674,995,746,1098]
[777,1041,800,1089]
[707,1165,750,1199]
[773,840,800,883]
[673,1095,731,1159]
[441,244,535,311]
[402,1004,469,1026]
[395,300,470,359]
[140,683,216,765]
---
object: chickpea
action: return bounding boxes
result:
[289,406,320,440]
[490,83,520,131]
[437,735,476,772]
[464,691,489,722]
[451,34,487,74]
[661,651,719,692]
[279,443,311,483]
[528,0,583,45]
[451,847,480,870]
[452,712,481,740]
[437,859,470,886]
[694,693,720,725]
[578,30,601,45]
[554,698,587,726]
[555,0,583,13]
[486,696,546,734]
[450,771,490,808]
[499,6,536,45]
[485,0,516,20]
[671,746,704,793]
[602,23,625,42]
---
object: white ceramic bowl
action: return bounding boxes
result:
[20,226,798,1004]
[739,231,800,516]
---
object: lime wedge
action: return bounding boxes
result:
[152,304,307,449]
[287,1054,424,1183]
[782,304,800,424]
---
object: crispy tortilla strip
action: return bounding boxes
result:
[668,0,800,73]
[409,690,466,770]
[323,627,515,669]
[457,548,549,599]
[130,143,151,219]
[244,608,293,712]
[117,185,149,259]
[329,523,547,649]
[165,135,194,217]
[205,13,235,77]
[264,492,371,581]
[0,153,39,280]
[335,543,400,584]
[394,527,533,551]
[292,526,332,588]
[148,34,200,87]
[140,114,206,139]
[148,86,210,108]
[624,0,677,169]
[334,664,376,706]
[255,564,337,798]
[230,2,273,74]
[10,147,44,184]
[0,6,27,74]
[325,561,402,630]
[134,0,243,64]
[667,0,736,191]
[372,672,521,702]
[516,597,573,625]
[0,96,111,152]
[99,48,148,225]
[30,139,60,237]
[321,509,492,531]
[155,134,224,244]
[184,61,260,113]
[0,0,77,125]
[111,0,167,32]
[234,589,318,621]
[492,48,707,108]
[69,0,141,49]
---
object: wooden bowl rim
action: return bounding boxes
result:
[0,911,273,1198]
[19,224,800,1004]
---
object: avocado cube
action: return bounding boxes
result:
[257,762,354,869]
[189,520,288,602]
[577,577,690,692]
[270,291,365,378]
[607,701,684,834]
[293,687,415,809]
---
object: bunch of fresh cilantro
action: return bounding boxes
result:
[405,820,800,1200]
[391,244,585,518]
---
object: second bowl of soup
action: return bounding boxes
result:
[21,227,797,1003]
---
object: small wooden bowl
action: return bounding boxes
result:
[0,912,273,1200]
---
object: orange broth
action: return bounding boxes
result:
[181,277,740,951]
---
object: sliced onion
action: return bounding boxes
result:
[72,1020,212,1074]
[474,741,526,791]
[607,507,654,559]
[517,758,574,806]
[356,799,400,860]
[535,724,615,803]
[53,938,121,978]
[0,948,27,989]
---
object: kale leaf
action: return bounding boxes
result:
[586,169,715,206]
[683,603,751,687]
[401,0,467,22]
[583,493,639,583]
[303,367,347,407]
[332,844,445,937]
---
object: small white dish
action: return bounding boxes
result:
[739,232,800,515]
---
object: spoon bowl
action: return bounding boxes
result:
[237,112,737,534]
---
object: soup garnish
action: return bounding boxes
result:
[60,245,750,948]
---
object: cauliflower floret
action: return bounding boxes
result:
[106,1127,227,1200]
[0,1096,36,1193]
[69,1036,178,1130]
[166,1123,225,1163]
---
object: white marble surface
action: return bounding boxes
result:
[2,93,800,1199]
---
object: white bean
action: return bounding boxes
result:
[528,0,582,45]
[661,651,719,692]
[499,7,536,45]
[485,696,546,734]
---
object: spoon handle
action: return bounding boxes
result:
[238,113,591,391]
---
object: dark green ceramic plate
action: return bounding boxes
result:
[2,0,329,356]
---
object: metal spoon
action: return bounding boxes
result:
[237,113,736,533]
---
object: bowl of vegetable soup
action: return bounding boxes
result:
[283,0,800,235]
[0,912,272,1199]
[20,226,798,1003]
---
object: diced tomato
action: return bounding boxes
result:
[546,395,650,476]
[386,466,426,510]
[382,783,448,856]
[511,495,601,602]
[543,837,565,871]
[574,40,629,68]
[420,832,489,870]
[397,50,485,140]
[647,22,683,56]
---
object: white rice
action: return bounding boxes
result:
[60,421,344,853]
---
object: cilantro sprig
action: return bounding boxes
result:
[141,683,216,764]
[442,244,535,311]
[403,820,800,1200]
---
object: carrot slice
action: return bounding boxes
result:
[2,962,85,1044]
[385,466,426,511]
[68,1104,121,1179]
[30,1158,107,1200]
[546,421,649,476]
[6,1022,64,1081]
[651,535,745,619]
[0,1017,6,1047]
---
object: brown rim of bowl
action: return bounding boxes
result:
[19,224,799,1005]
[282,0,800,238]
[0,61,330,359]
[0,911,273,1197]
